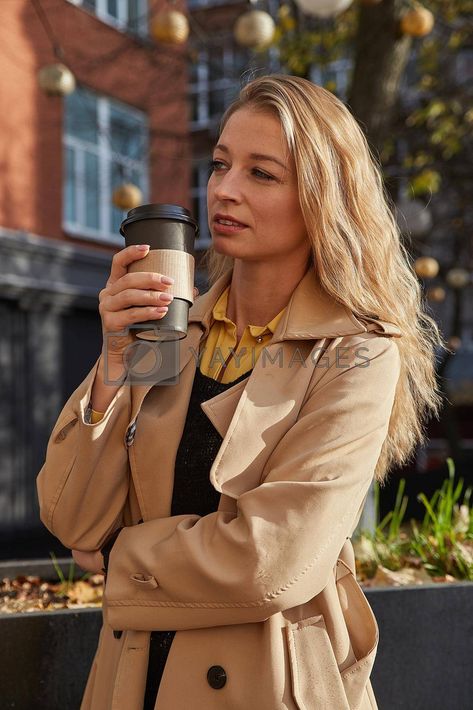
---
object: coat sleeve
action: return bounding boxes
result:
[103,336,401,632]
[36,356,132,550]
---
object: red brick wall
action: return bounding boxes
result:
[0,0,190,252]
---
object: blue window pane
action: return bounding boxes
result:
[209,89,226,119]
[64,146,76,223]
[85,152,99,229]
[107,0,118,18]
[190,93,200,123]
[111,201,126,236]
[233,50,249,80]
[127,0,141,32]
[111,161,127,235]
[112,209,124,236]
[130,167,144,193]
[209,48,224,83]
[65,88,98,145]
[110,106,144,160]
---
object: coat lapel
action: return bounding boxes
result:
[207,340,320,498]
[199,376,251,439]
[197,265,402,500]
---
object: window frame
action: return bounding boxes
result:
[63,87,149,246]
[189,44,245,130]
[66,0,148,36]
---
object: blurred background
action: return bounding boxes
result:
[0,0,471,561]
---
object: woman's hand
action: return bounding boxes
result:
[72,549,105,575]
[98,244,199,364]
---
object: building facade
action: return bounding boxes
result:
[0,0,193,557]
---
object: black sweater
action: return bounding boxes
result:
[142,365,252,709]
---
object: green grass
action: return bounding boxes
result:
[49,551,92,596]
[357,458,473,582]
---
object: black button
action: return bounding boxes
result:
[207,665,227,689]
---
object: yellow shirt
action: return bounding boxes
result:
[198,284,285,383]
[90,286,286,423]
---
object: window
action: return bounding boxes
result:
[189,44,248,128]
[63,86,149,244]
[191,160,212,248]
[67,0,147,35]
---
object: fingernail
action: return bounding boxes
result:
[159,292,174,302]
[162,276,175,285]
[136,244,150,251]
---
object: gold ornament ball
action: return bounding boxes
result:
[426,286,446,303]
[38,63,76,97]
[446,268,470,289]
[150,10,189,45]
[234,10,276,50]
[400,6,434,38]
[414,256,439,279]
[112,183,143,211]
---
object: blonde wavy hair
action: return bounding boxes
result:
[201,74,446,484]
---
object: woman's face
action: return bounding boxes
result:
[207,107,309,264]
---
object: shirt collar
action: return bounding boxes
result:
[189,265,402,341]
[212,285,286,337]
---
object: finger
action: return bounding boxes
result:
[103,305,169,332]
[103,288,174,312]
[106,271,175,298]
[108,244,151,286]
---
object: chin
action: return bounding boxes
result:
[211,236,241,255]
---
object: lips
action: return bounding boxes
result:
[213,213,248,228]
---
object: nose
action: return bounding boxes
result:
[211,168,243,203]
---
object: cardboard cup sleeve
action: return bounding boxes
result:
[128,249,195,304]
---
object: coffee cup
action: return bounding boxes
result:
[120,203,198,342]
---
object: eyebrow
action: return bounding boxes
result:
[214,143,288,171]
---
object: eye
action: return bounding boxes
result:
[252,168,275,181]
[209,159,226,175]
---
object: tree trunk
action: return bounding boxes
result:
[347,0,412,155]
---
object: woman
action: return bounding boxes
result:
[37,75,444,709]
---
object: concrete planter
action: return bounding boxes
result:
[367,581,473,709]
[0,570,472,709]
[0,607,102,709]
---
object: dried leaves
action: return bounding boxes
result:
[1,574,104,614]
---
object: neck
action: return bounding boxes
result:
[226,256,311,336]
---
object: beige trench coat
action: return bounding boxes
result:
[37,265,402,710]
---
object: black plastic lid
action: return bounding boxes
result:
[120,203,199,236]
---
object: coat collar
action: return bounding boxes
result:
[127,264,401,431]
[189,264,402,341]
